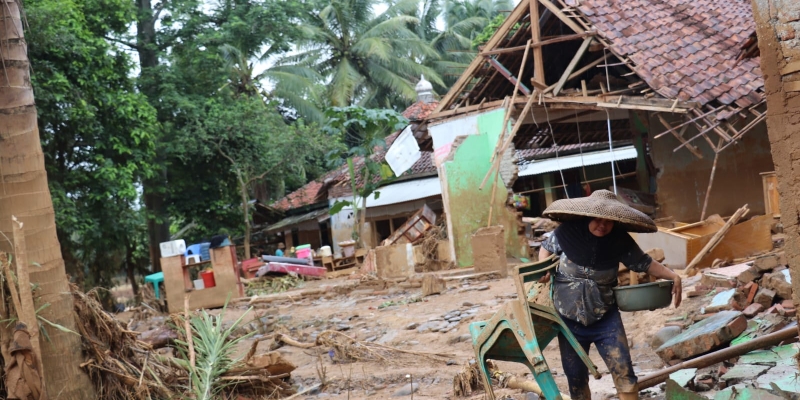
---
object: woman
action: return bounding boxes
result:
[538,190,682,400]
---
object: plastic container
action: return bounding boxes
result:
[200,270,216,288]
[319,246,332,257]
[296,248,311,259]
[160,239,186,258]
[339,241,356,258]
[296,244,311,250]
[613,280,674,312]
[193,279,205,290]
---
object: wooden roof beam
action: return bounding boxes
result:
[479,32,594,56]
[537,0,585,34]
[553,37,594,96]
[486,58,532,95]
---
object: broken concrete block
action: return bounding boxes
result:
[762,270,793,300]
[651,326,683,349]
[421,274,447,297]
[736,266,761,284]
[720,364,770,382]
[665,379,706,400]
[753,253,781,271]
[471,226,507,277]
[668,368,697,388]
[704,289,736,313]
[754,288,776,309]
[700,272,737,288]
[742,303,764,318]
[656,311,747,363]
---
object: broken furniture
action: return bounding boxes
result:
[241,257,264,279]
[468,256,600,400]
[161,244,243,313]
[382,204,437,245]
[256,262,326,278]
[321,248,367,271]
[631,214,772,270]
[144,272,164,299]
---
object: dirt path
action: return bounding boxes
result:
[199,272,697,400]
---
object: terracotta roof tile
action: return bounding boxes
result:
[273,100,438,211]
[577,0,764,106]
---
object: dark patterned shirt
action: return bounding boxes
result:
[542,234,652,325]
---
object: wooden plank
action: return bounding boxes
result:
[480,32,593,56]
[538,0,584,34]
[486,57,531,95]
[597,102,691,113]
[657,114,704,159]
[427,99,506,119]
[553,37,593,96]
[686,205,749,276]
[780,60,800,76]
[433,0,532,112]
[530,0,545,86]
[11,217,43,379]
[784,81,800,92]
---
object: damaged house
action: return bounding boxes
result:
[410,0,772,266]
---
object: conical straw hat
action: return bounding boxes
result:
[542,190,657,233]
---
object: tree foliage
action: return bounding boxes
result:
[28,0,157,290]
[24,0,513,293]
[324,106,408,246]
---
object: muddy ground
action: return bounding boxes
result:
[120,270,704,400]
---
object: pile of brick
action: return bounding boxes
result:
[650,251,798,394]
[691,252,793,319]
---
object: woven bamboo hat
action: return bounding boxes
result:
[542,190,657,233]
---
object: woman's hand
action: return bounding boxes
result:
[538,272,550,284]
[646,260,683,308]
[672,275,682,308]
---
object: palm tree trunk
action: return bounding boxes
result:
[751,0,800,332]
[0,0,96,397]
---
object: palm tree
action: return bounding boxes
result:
[0,0,97,397]
[276,0,444,109]
[414,0,514,92]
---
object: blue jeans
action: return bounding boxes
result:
[557,307,637,399]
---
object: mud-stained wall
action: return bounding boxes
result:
[649,112,774,222]
[751,0,800,307]
[440,109,527,267]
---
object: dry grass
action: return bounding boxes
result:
[72,283,182,400]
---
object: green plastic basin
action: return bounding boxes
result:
[613,280,673,312]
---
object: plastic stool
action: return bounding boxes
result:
[144,272,164,299]
[186,254,201,264]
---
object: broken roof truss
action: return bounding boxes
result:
[424,0,765,158]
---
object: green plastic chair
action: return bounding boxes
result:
[468,255,601,400]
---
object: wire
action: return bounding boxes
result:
[542,100,570,199]
[574,109,589,183]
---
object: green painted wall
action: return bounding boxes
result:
[442,109,527,267]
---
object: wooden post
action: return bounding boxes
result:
[11,216,43,375]
[553,37,593,96]
[700,139,724,221]
[529,0,545,86]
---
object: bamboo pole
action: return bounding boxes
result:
[700,138,724,220]
[685,204,749,276]
[638,327,797,389]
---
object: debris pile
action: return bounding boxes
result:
[648,250,799,395]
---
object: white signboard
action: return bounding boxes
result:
[385,126,421,176]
